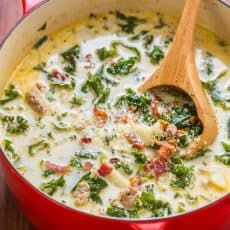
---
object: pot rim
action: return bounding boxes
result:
[0,0,229,223]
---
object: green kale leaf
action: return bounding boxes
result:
[131,150,147,163]
[72,173,108,204]
[96,47,117,61]
[146,46,164,64]
[61,44,80,74]
[203,80,230,110]
[107,57,136,75]
[48,71,75,89]
[69,157,82,170]
[139,191,172,217]
[3,139,20,162]
[70,94,85,107]
[116,11,146,34]
[40,175,65,195]
[228,118,230,139]
[115,161,133,175]
[143,34,154,48]
[170,105,203,138]
[75,151,97,160]
[169,156,194,189]
[106,205,139,218]
[33,35,48,49]
[28,140,49,156]
[107,205,127,217]
[0,85,20,105]
[96,41,141,62]
[222,142,230,152]
[215,153,230,166]
[115,88,155,125]
[0,115,29,134]
[81,72,110,104]
[129,30,148,41]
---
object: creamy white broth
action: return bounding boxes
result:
[0,11,229,218]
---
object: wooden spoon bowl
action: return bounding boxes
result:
[139,0,218,157]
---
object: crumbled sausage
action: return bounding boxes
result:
[120,188,138,209]
[73,182,90,207]
[25,85,48,115]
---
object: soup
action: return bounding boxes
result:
[0,11,229,219]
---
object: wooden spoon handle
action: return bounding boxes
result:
[139,0,202,92]
[171,0,201,53]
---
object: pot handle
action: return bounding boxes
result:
[22,0,44,15]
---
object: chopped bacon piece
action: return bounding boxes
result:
[94,107,108,125]
[150,101,161,117]
[84,54,95,69]
[152,157,168,179]
[145,160,153,172]
[98,163,113,176]
[80,136,92,144]
[43,160,70,174]
[51,69,69,82]
[82,161,94,171]
[155,141,176,159]
[156,145,172,159]
[126,133,145,150]
[110,157,120,164]
[155,140,176,152]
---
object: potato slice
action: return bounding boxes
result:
[209,171,227,190]
[107,169,129,188]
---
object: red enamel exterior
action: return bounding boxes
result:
[0,1,229,229]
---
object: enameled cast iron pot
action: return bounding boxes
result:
[0,0,230,229]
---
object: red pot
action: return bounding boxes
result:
[0,0,230,229]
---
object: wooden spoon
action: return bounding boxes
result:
[139,0,218,157]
